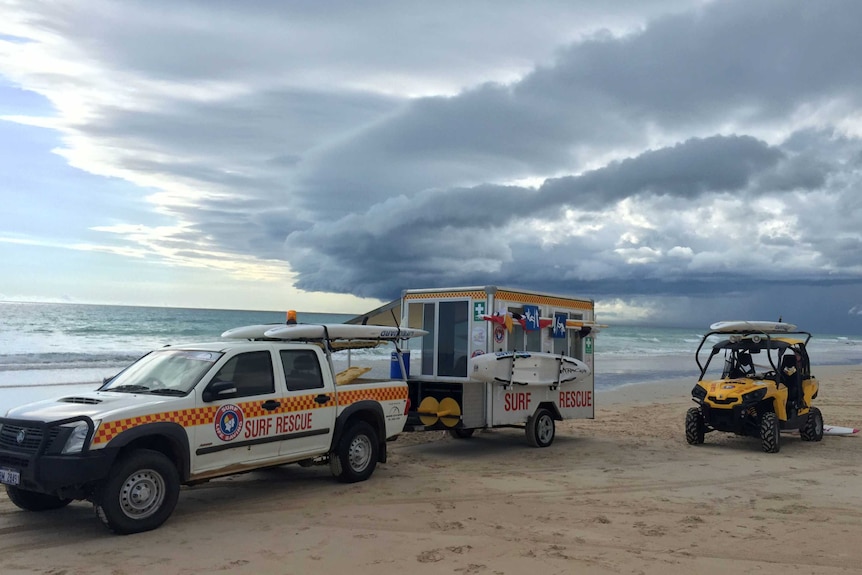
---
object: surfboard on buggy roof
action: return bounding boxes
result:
[709,320,798,333]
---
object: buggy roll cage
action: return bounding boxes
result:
[696,330,812,381]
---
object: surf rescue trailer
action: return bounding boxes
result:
[355,286,600,447]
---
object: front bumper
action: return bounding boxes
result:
[0,416,116,497]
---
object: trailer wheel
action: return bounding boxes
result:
[449,428,475,439]
[759,412,780,453]
[330,421,379,483]
[5,486,72,511]
[94,449,180,534]
[526,408,555,448]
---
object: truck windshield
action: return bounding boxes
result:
[101,350,222,395]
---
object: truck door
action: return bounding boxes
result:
[194,349,285,474]
[276,349,337,457]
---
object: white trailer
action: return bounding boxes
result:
[354,286,601,447]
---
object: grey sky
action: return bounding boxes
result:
[2,0,861,332]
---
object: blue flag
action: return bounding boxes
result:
[553,313,567,338]
[523,305,540,331]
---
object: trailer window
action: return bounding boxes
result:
[504,306,541,352]
[412,300,468,377]
[438,301,468,377]
[420,303,435,376]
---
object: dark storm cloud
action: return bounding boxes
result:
[284,136,783,294]
[541,136,785,209]
[292,0,862,215]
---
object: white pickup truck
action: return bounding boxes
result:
[0,323,422,534]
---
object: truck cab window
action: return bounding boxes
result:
[281,350,324,391]
[213,351,275,397]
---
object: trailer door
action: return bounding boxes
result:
[407,300,469,378]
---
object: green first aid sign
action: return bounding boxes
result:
[585,337,593,355]
[474,301,487,321]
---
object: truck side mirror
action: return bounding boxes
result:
[203,380,238,402]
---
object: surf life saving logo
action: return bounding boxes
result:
[214,404,244,441]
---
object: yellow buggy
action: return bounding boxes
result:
[686,324,823,453]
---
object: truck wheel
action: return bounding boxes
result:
[94,449,180,534]
[685,407,706,445]
[449,428,475,439]
[330,421,379,483]
[760,412,780,453]
[5,486,72,511]
[800,407,824,442]
[526,408,555,448]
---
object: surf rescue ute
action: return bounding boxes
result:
[352,286,602,447]
[0,324,421,534]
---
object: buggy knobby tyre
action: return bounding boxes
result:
[759,411,780,453]
[330,421,379,483]
[94,449,180,534]
[685,407,705,445]
[800,406,824,442]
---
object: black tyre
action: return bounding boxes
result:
[94,449,180,535]
[330,421,379,483]
[5,486,72,511]
[448,428,475,439]
[760,412,780,453]
[800,406,824,442]
[526,408,555,448]
[685,407,706,445]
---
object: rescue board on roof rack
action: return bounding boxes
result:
[221,323,427,340]
[469,351,591,387]
[221,324,288,339]
[708,320,798,333]
[259,324,427,340]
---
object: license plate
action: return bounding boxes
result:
[0,467,20,486]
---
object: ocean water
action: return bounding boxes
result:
[1,302,861,404]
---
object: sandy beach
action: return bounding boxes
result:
[1,365,860,575]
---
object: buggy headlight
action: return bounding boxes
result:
[743,388,767,404]
[691,384,707,402]
[61,420,99,454]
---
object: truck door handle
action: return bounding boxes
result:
[261,400,281,410]
[314,394,331,404]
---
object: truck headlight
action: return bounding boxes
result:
[61,420,99,454]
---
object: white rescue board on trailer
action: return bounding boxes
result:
[470,351,591,386]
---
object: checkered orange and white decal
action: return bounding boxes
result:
[92,386,407,445]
